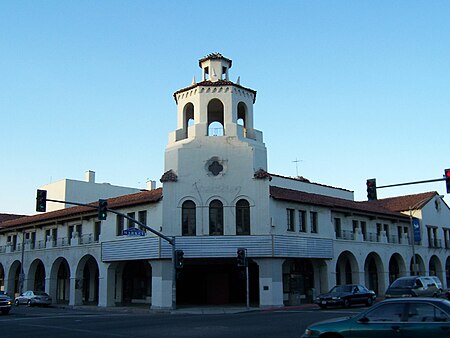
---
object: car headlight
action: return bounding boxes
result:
[7,301,11,305]
[304,329,313,336]
[332,296,340,300]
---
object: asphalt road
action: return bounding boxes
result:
[0,305,362,338]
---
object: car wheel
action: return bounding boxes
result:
[321,334,341,338]
[27,300,32,307]
[366,297,373,306]
[343,299,351,308]
[15,299,19,306]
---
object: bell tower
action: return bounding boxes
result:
[162,53,270,236]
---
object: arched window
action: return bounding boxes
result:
[237,102,247,127]
[182,200,196,236]
[236,199,250,235]
[209,199,223,235]
[183,103,194,138]
[207,99,224,136]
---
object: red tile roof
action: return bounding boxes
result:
[362,191,438,212]
[173,80,257,104]
[270,186,409,221]
[0,188,163,231]
[0,213,28,223]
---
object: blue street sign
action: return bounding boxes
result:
[412,218,421,242]
[122,227,145,237]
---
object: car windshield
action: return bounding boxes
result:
[391,278,415,288]
[330,285,353,293]
[34,291,49,296]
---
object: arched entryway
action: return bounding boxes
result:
[75,255,100,305]
[28,259,46,291]
[7,260,21,297]
[388,253,406,285]
[335,251,359,285]
[0,264,4,291]
[364,252,384,295]
[429,255,443,283]
[50,258,70,304]
[410,254,426,275]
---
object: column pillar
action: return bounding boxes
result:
[255,258,284,309]
[151,259,173,311]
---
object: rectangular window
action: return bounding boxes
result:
[94,221,101,242]
[287,209,295,232]
[68,225,74,239]
[360,221,367,240]
[30,232,36,249]
[310,212,318,233]
[352,220,359,234]
[45,229,51,242]
[127,212,135,229]
[76,224,82,236]
[138,210,147,232]
[383,224,390,240]
[116,215,124,236]
[334,218,342,238]
[299,210,307,232]
[397,226,402,243]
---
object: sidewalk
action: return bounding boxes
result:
[66,303,319,315]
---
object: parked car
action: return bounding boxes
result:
[15,290,52,307]
[428,276,443,290]
[302,297,450,338]
[314,284,376,309]
[0,290,12,314]
[385,276,440,298]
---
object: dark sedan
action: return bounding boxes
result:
[315,284,376,309]
[0,291,12,314]
[302,297,450,338]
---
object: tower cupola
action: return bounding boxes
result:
[199,53,232,82]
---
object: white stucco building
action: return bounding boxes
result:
[40,170,143,212]
[1,53,449,310]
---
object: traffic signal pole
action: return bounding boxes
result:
[366,170,450,201]
[377,177,445,189]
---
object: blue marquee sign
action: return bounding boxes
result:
[412,218,421,242]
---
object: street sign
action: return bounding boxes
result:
[122,228,145,237]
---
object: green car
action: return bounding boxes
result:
[302,298,450,338]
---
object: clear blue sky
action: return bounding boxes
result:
[1,1,449,215]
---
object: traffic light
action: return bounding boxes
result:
[36,190,47,212]
[175,250,184,269]
[445,169,450,194]
[98,199,108,220]
[366,178,377,201]
[237,248,247,267]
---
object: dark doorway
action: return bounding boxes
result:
[176,259,259,306]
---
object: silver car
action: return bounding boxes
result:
[15,290,52,307]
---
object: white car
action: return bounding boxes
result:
[15,290,52,307]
